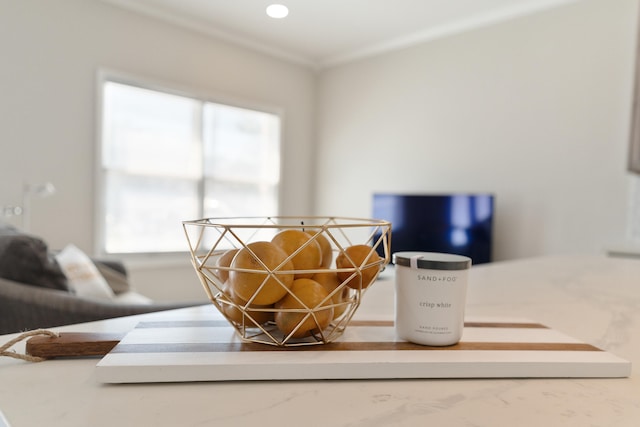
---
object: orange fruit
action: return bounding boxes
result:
[312,269,349,319]
[219,281,273,327]
[215,248,239,283]
[336,244,382,289]
[271,229,322,278]
[309,230,333,268]
[274,278,334,338]
[229,241,294,305]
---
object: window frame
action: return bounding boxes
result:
[94,69,284,259]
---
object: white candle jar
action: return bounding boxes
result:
[393,252,472,346]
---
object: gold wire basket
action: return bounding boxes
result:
[182,216,391,347]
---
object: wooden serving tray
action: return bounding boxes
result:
[94,317,631,383]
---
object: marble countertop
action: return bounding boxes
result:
[1,254,638,426]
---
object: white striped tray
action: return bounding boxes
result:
[95,318,631,383]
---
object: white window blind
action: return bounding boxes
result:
[98,80,281,254]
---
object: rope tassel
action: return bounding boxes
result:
[0,329,60,362]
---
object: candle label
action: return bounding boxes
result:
[395,264,469,346]
[418,274,458,282]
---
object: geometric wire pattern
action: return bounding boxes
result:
[183,216,391,346]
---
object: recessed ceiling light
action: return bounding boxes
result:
[266,4,289,19]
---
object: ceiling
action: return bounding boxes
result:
[101,0,581,69]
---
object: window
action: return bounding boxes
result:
[98,79,281,254]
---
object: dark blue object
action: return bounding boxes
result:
[372,193,494,265]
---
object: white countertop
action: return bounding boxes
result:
[1,254,639,426]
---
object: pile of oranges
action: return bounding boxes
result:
[212,229,382,340]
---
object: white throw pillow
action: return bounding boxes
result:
[55,244,115,301]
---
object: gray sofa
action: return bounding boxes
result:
[0,222,202,335]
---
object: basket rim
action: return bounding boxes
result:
[182,215,391,228]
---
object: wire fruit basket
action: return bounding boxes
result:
[183,216,391,347]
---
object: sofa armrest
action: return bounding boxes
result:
[0,277,202,335]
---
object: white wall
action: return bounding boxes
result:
[0,0,316,301]
[315,0,639,261]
